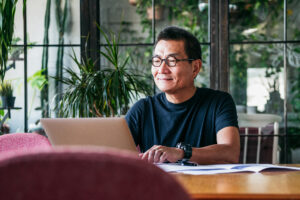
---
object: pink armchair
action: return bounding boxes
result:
[0,148,191,200]
[0,133,51,153]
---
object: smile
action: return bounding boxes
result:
[157,78,173,80]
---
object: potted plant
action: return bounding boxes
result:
[54,25,152,117]
[129,0,137,6]
[146,5,164,20]
[0,81,15,108]
[136,0,164,21]
[0,0,19,82]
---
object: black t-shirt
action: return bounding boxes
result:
[125,87,238,153]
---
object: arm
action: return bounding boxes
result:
[140,126,240,164]
[189,126,240,164]
[188,91,240,164]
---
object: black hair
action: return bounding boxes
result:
[154,26,202,61]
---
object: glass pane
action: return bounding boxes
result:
[100,0,210,44]
[100,0,153,44]
[26,46,77,131]
[286,135,300,163]
[287,0,300,40]
[100,45,154,104]
[26,0,80,45]
[0,46,80,132]
[287,44,300,163]
[3,51,25,133]
[26,47,45,132]
[12,0,24,45]
[230,44,284,115]
[195,45,210,88]
[153,0,210,43]
[229,0,284,42]
[47,47,81,117]
[155,0,210,43]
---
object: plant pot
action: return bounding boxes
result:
[0,123,10,134]
[147,6,164,20]
[129,0,137,6]
[1,96,16,108]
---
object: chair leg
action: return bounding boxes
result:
[272,122,279,164]
[243,128,248,164]
[256,127,262,163]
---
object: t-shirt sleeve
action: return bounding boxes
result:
[215,92,239,133]
[125,99,145,146]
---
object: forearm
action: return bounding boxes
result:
[189,144,240,165]
[141,127,240,164]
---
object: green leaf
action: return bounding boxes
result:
[54,25,152,117]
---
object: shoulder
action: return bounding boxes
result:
[127,93,163,114]
[196,87,233,101]
[198,87,229,95]
[128,97,148,113]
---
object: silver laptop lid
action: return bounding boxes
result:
[41,117,138,153]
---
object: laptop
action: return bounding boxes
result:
[40,117,138,153]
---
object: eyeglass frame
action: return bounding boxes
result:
[149,55,196,67]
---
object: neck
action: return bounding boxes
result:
[165,86,197,104]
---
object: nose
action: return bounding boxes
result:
[158,59,170,73]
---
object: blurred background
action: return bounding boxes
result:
[2,0,300,163]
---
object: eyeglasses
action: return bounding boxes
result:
[150,56,195,67]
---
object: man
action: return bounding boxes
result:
[125,26,240,165]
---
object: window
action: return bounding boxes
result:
[6,0,80,132]
[7,0,300,163]
[229,0,300,163]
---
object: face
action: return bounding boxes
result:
[151,40,201,95]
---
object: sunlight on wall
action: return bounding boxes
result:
[247,68,284,112]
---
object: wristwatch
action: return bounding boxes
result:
[176,142,192,161]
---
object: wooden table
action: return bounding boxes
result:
[174,165,300,200]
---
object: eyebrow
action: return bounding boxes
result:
[153,53,180,57]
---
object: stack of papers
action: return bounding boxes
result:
[156,163,300,175]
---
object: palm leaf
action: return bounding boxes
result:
[54,25,152,117]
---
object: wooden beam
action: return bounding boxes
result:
[210,0,219,90]
[219,0,229,92]
[80,0,100,70]
[210,0,229,92]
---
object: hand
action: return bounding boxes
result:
[139,145,184,163]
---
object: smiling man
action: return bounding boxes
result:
[125,26,240,165]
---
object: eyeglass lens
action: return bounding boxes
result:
[152,56,177,67]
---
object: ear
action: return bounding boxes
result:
[192,59,202,79]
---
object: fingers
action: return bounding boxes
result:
[159,152,167,163]
[140,146,183,163]
[140,145,166,163]
[153,149,163,163]
[148,148,156,163]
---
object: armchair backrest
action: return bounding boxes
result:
[0,133,51,153]
[0,148,191,200]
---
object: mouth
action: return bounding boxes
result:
[157,77,173,81]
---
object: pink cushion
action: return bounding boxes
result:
[0,133,51,153]
[0,148,191,200]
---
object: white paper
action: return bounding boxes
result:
[156,163,300,175]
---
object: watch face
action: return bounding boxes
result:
[176,142,184,149]
[176,142,192,160]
